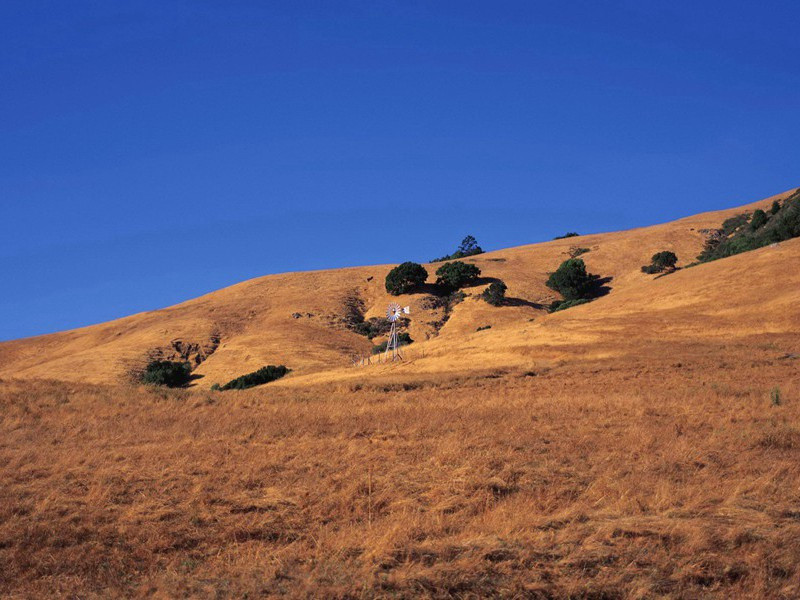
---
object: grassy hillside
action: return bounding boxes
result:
[0,188,796,387]
[2,187,800,597]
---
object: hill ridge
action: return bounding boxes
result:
[0,186,797,386]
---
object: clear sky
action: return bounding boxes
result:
[2,1,798,341]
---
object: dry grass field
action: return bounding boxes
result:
[2,337,799,598]
[2,188,800,598]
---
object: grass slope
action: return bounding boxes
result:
[1,187,800,597]
[0,188,795,387]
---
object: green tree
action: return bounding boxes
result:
[771,200,781,215]
[435,261,481,290]
[457,235,483,256]
[652,250,678,269]
[481,280,507,306]
[642,251,678,274]
[545,258,593,301]
[750,208,768,230]
[385,262,428,295]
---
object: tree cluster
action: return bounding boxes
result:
[641,251,678,274]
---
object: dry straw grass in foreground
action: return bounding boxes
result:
[1,337,800,598]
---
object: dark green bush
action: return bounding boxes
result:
[140,360,192,388]
[545,258,594,301]
[352,317,393,339]
[698,190,800,263]
[219,365,289,390]
[771,200,781,215]
[750,208,768,230]
[548,298,591,313]
[431,235,484,262]
[721,214,749,236]
[569,247,590,258]
[372,332,413,354]
[476,325,492,331]
[435,261,481,290]
[481,280,507,306]
[554,232,580,240]
[385,262,428,295]
[641,250,678,274]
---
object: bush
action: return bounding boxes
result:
[554,232,580,240]
[771,386,782,406]
[481,280,507,306]
[721,214,749,236]
[698,190,800,263]
[771,200,781,215]
[352,317,393,339]
[476,325,492,331]
[545,258,593,301]
[435,261,481,290]
[569,247,590,258]
[219,365,289,390]
[641,250,678,274]
[548,298,591,313]
[431,235,484,262]
[385,262,428,295]
[372,332,413,354]
[140,360,192,388]
[750,208,768,230]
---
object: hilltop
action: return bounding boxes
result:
[3,186,800,598]
[0,187,797,387]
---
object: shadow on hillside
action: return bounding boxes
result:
[412,283,449,297]
[587,276,614,299]
[472,276,503,287]
[187,373,205,388]
[502,297,546,309]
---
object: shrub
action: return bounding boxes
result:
[545,258,593,301]
[476,325,492,331]
[140,360,192,388]
[698,190,800,263]
[385,262,428,295]
[352,317,393,339]
[548,298,591,313]
[481,280,507,306]
[435,261,481,290]
[771,200,781,215]
[721,214,749,236]
[771,386,782,406]
[431,235,484,262]
[372,332,413,354]
[219,365,289,390]
[750,208,768,230]
[569,247,590,258]
[642,250,678,274]
[554,232,580,240]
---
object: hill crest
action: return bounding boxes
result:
[0,187,797,386]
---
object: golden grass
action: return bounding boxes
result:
[2,187,800,597]
[2,334,800,598]
[0,188,795,386]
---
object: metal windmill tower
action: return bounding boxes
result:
[384,302,410,361]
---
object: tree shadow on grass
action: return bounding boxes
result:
[186,373,205,388]
[502,297,547,309]
[587,275,614,299]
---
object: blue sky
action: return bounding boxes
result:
[2,1,798,341]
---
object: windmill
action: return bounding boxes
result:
[384,302,410,361]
